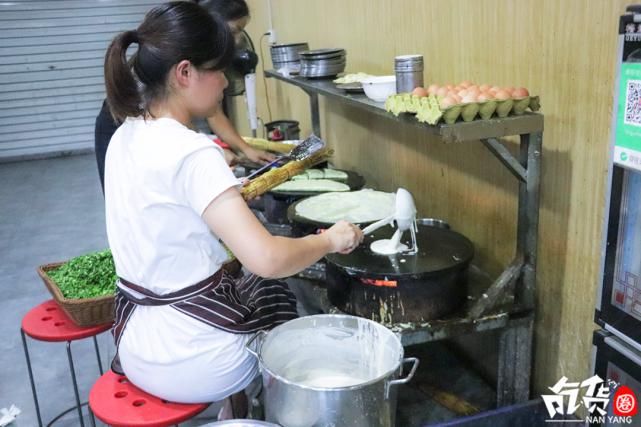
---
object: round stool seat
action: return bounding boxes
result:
[21,300,112,342]
[89,370,209,427]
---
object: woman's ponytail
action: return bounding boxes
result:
[104,30,142,122]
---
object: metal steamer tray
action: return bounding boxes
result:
[325,224,475,323]
[299,48,347,78]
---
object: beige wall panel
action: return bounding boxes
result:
[239,0,631,395]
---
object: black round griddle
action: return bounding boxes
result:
[325,224,475,323]
[326,224,474,278]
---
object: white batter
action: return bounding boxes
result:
[295,189,395,223]
[370,239,408,255]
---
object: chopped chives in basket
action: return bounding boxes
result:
[47,249,117,299]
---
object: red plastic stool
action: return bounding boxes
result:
[21,299,112,427]
[89,370,210,427]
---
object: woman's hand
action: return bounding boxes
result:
[242,146,277,165]
[324,220,364,254]
[223,148,240,166]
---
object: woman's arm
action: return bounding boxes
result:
[206,109,275,164]
[202,187,363,278]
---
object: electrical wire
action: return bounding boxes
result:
[259,33,274,123]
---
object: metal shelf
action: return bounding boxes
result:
[265,69,542,406]
[265,70,543,143]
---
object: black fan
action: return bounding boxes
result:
[225,30,258,97]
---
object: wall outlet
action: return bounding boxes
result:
[267,28,277,44]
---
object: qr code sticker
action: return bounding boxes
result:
[624,79,641,127]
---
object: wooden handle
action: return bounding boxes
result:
[243,137,297,154]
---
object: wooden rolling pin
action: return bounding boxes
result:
[243,137,297,154]
[241,148,333,200]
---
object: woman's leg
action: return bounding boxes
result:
[218,391,248,420]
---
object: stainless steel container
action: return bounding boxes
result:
[270,43,309,72]
[200,421,279,427]
[246,314,419,427]
[394,54,424,93]
[299,48,347,78]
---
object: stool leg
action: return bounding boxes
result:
[88,406,96,427]
[21,329,43,427]
[92,336,103,375]
[90,336,101,426]
[66,341,85,427]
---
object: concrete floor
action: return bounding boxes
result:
[0,153,497,427]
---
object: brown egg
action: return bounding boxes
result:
[450,93,462,103]
[494,90,511,100]
[461,94,478,104]
[457,88,469,98]
[460,80,474,88]
[477,93,491,102]
[490,85,501,94]
[445,84,454,90]
[436,87,449,98]
[479,84,491,92]
[467,86,481,96]
[427,84,440,95]
[502,86,515,95]
[439,96,457,109]
[412,87,429,97]
[512,87,530,98]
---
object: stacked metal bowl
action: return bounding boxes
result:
[299,48,346,78]
[270,43,309,73]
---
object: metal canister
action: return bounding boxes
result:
[394,54,424,93]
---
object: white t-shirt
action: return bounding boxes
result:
[105,117,258,403]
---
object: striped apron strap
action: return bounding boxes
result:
[111,270,298,348]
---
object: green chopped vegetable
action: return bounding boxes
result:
[47,249,117,299]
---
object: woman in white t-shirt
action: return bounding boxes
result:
[102,1,363,418]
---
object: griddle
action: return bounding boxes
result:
[270,169,365,199]
[326,224,474,278]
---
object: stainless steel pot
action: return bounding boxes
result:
[200,421,279,427]
[246,314,418,427]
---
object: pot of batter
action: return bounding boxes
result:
[246,314,418,427]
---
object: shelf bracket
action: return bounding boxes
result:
[468,255,524,319]
[481,138,526,182]
[302,89,322,138]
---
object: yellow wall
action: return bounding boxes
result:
[235,0,630,395]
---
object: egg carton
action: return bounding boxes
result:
[384,94,541,125]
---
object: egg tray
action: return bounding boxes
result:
[384,94,541,125]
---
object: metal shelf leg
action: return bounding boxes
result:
[497,316,533,406]
[303,90,321,137]
[516,132,542,310]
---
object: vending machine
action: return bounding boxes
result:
[593,5,641,425]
